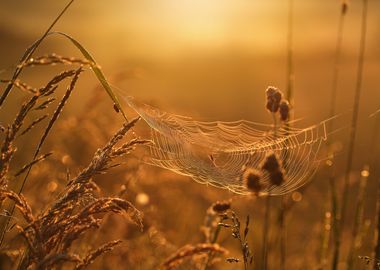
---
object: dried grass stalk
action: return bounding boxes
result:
[160,243,228,270]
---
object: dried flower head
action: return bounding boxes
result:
[243,168,263,194]
[262,153,281,173]
[279,100,290,122]
[265,86,282,113]
[342,0,348,15]
[269,169,286,186]
[212,200,231,213]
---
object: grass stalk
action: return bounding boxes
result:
[347,165,369,270]
[279,1,294,268]
[262,113,278,269]
[334,0,368,268]
[262,194,271,270]
[329,2,348,270]
[0,0,76,108]
[373,113,380,269]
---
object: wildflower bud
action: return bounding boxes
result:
[243,168,263,194]
[279,100,290,122]
[262,153,281,173]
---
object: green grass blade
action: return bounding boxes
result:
[50,31,129,122]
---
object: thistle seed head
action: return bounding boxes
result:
[269,169,286,186]
[212,200,231,213]
[265,86,283,113]
[243,168,263,194]
[279,100,290,122]
[262,153,281,173]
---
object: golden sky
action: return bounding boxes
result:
[0,0,379,125]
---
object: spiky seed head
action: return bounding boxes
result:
[243,168,263,194]
[262,153,281,173]
[266,86,277,97]
[269,169,286,186]
[266,100,281,113]
[212,200,231,213]
[273,91,282,103]
[279,100,290,122]
[265,86,283,113]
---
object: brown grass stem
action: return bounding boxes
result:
[347,166,369,270]
[0,0,76,107]
[262,194,271,270]
[334,0,368,269]
[373,113,380,269]
[0,68,82,246]
[329,2,348,270]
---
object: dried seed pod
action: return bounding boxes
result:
[265,86,283,113]
[279,100,290,122]
[342,0,348,15]
[266,86,277,97]
[243,168,263,194]
[212,200,231,213]
[269,169,286,186]
[261,153,281,173]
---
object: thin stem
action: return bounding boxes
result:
[334,0,368,268]
[280,1,294,268]
[330,2,348,270]
[262,195,271,270]
[0,0,76,108]
[347,166,369,270]
[262,113,278,269]
[372,114,380,269]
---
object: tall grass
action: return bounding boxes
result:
[279,0,294,268]
[329,1,348,269]
[0,0,76,108]
[0,1,378,269]
[334,0,368,269]
[373,112,380,269]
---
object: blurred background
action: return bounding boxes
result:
[1,0,380,269]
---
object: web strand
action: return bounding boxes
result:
[123,95,328,196]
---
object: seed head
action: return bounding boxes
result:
[243,168,263,194]
[342,1,348,15]
[262,153,281,173]
[269,169,286,186]
[212,200,231,213]
[279,100,290,122]
[265,86,282,113]
[266,86,277,97]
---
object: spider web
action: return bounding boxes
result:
[123,95,328,196]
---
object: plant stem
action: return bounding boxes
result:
[280,1,294,268]
[329,2,347,269]
[334,0,368,268]
[262,195,271,270]
[371,113,380,269]
[347,165,369,270]
[0,0,76,108]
